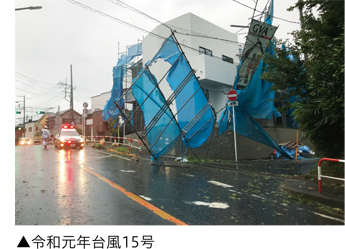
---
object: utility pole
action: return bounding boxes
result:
[57,65,76,124]
[23,95,25,137]
[70,65,74,124]
[16,95,26,137]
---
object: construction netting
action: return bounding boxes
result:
[104,35,215,163]
[131,68,180,159]
[102,43,142,122]
[150,37,215,149]
[218,0,293,159]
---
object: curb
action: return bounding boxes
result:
[280,179,344,209]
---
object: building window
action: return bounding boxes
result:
[222,55,233,64]
[199,46,213,57]
[28,127,32,132]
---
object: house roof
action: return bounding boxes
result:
[47,109,81,119]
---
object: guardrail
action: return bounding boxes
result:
[130,139,142,155]
[84,136,142,155]
[318,158,345,193]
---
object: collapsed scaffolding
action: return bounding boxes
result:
[109,34,217,164]
[102,0,293,165]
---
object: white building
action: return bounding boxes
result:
[92,13,239,130]
[142,12,239,118]
[91,91,111,113]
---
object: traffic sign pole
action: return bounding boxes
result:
[227,89,238,162]
[233,105,238,162]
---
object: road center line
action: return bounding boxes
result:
[51,147,187,225]
[82,166,187,225]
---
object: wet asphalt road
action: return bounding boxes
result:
[15,145,344,225]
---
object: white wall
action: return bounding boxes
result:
[24,122,36,141]
[142,13,239,120]
[91,92,111,113]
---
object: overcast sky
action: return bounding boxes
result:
[14,0,301,124]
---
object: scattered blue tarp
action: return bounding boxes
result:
[151,36,215,148]
[218,0,293,159]
[131,68,180,159]
[274,144,315,160]
[102,43,142,122]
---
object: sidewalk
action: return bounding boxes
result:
[165,157,344,209]
[111,147,344,209]
[280,178,344,208]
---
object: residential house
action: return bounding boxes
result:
[46,109,82,137]
[24,120,37,142]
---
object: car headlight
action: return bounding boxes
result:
[79,138,84,142]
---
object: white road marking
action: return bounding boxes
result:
[96,150,132,161]
[313,212,345,224]
[182,174,195,177]
[208,180,233,188]
[139,195,152,201]
[251,194,266,200]
[120,170,135,173]
[186,201,229,209]
[228,189,242,194]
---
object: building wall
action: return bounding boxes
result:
[92,110,108,136]
[91,92,111,113]
[142,12,239,120]
[47,110,82,137]
[24,121,36,141]
[196,128,312,160]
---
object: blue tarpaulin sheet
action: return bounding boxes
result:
[102,43,142,121]
[131,69,180,159]
[218,0,293,159]
[151,36,215,148]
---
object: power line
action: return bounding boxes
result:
[66,0,241,65]
[15,72,57,86]
[15,87,39,96]
[15,79,60,96]
[232,0,300,24]
[67,0,162,39]
[106,0,243,46]
[107,0,172,31]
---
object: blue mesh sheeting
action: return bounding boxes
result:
[131,68,180,159]
[236,58,281,120]
[218,0,293,159]
[152,37,215,148]
[102,44,142,121]
[218,106,231,135]
[102,65,125,121]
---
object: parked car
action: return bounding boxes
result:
[54,124,84,150]
[19,138,32,145]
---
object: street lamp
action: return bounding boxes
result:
[15,6,42,11]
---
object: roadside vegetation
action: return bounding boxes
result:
[92,143,104,149]
[261,0,344,159]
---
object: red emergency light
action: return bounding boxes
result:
[62,124,75,129]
